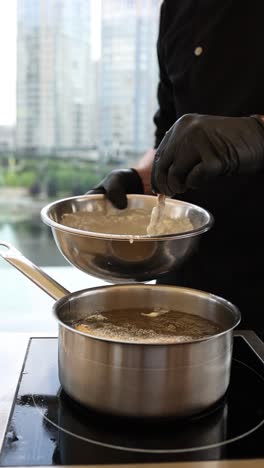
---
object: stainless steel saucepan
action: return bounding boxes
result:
[0,240,240,419]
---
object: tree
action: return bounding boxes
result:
[46,177,59,198]
[29,181,41,197]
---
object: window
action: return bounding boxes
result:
[0,0,160,330]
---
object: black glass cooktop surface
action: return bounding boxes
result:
[1,335,264,465]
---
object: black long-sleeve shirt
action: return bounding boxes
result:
[154,0,264,334]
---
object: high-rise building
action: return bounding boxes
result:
[99,0,160,161]
[16,0,161,161]
[16,0,98,157]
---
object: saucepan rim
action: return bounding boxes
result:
[53,283,241,346]
[41,194,214,241]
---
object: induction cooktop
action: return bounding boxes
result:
[0,332,264,466]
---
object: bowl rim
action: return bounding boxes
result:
[40,194,214,241]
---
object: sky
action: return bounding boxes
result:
[0,0,101,127]
[0,0,17,126]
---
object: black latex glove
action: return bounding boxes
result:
[151,114,264,196]
[87,168,144,209]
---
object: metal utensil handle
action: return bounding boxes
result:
[0,240,70,301]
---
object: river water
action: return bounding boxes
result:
[0,216,68,267]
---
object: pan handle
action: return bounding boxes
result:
[0,240,70,301]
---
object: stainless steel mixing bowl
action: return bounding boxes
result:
[41,194,213,283]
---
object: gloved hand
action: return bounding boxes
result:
[151,114,264,196]
[87,168,144,209]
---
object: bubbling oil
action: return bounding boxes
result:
[72,308,222,343]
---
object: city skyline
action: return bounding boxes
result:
[0,1,16,125]
[2,0,161,157]
[0,0,101,126]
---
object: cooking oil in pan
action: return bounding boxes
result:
[71,308,222,343]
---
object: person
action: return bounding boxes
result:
[88,0,264,338]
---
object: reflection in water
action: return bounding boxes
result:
[0,217,67,267]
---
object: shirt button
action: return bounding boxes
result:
[194,46,203,56]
